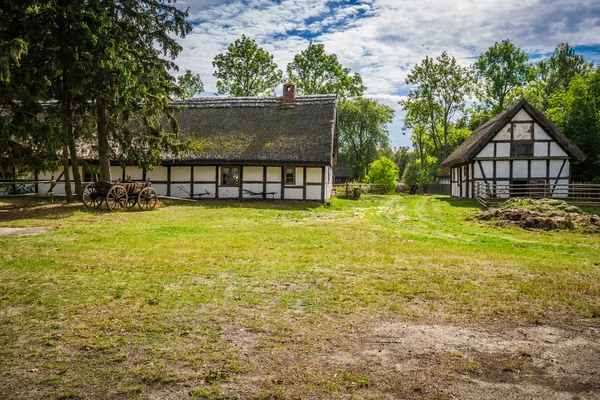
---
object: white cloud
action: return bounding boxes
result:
[173,0,600,148]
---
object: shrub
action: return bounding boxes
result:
[366,157,399,194]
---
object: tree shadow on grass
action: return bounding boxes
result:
[160,198,322,211]
[0,202,85,223]
[434,196,484,209]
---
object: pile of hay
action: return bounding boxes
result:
[476,198,600,230]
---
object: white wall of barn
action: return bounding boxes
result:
[459,107,575,199]
[34,163,331,201]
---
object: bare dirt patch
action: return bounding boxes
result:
[199,319,600,399]
[0,227,49,236]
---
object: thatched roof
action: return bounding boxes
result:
[441,99,586,168]
[168,95,338,166]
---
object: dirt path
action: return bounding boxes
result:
[0,227,49,236]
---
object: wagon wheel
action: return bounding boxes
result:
[82,183,101,209]
[138,187,158,211]
[126,194,137,208]
[106,185,128,212]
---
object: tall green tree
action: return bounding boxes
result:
[400,51,473,161]
[287,43,365,98]
[177,70,204,99]
[88,0,191,181]
[474,40,531,114]
[524,43,593,111]
[0,1,61,182]
[213,35,282,97]
[546,67,600,182]
[339,98,394,179]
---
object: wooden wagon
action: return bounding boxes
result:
[82,181,158,211]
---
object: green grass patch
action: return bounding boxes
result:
[1,194,599,398]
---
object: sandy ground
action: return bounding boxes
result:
[0,227,49,236]
[212,321,600,399]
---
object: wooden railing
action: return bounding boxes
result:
[332,183,386,198]
[474,182,600,207]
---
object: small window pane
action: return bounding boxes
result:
[511,141,533,157]
[222,167,240,185]
[285,168,295,184]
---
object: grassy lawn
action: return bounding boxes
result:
[1,195,599,399]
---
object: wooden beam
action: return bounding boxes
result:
[190,167,194,199]
[167,166,171,197]
[321,167,325,201]
[215,166,219,199]
[281,167,285,200]
[262,166,267,199]
[302,167,307,201]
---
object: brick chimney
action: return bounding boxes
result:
[282,83,296,104]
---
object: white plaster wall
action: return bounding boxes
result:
[550,160,568,177]
[513,160,528,178]
[147,166,168,181]
[294,167,304,186]
[512,109,532,121]
[171,166,190,182]
[267,167,281,182]
[194,166,216,181]
[496,143,510,157]
[306,185,322,200]
[218,187,239,198]
[550,142,567,157]
[553,179,569,197]
[110,166,123,181]
[266,183,281,199]
[534,123,551,140]
[153,184,168,196]
[171,183,190,198]
[476,143,494,158]
[513,123,532,140]
[496,180,510,198]
[497,161,510,178]
[242,183,263,197]
[284,187,303,200]
[531,160,546,177]
[125,166,143,180]
[306,167,322,183]
[51,182,75,195]
[481,161,493,180]
[243,166,263,181]
[494,124,512,140]
[473,165,482,179]
[534,142,549,157]
[193,184,216,198]
[325,166,333,200]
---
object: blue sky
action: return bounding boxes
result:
[173,0,600,148]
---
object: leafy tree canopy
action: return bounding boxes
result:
[177,70,204,99]
[546,67,600,182]
[287,43,365,99]
[213,35,283,97]
[366,156,399,194]
[401,51,473,161]
[474,39,532,114]
[524,43,593,111]
[339,98,394,180]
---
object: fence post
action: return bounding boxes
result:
[345,182,349,198]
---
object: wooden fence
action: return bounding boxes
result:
[474,182,600,208]
[332,183,386,198]
[422,184,451,195]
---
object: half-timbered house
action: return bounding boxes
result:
[36,84,339,201]
[441,99,586,199]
